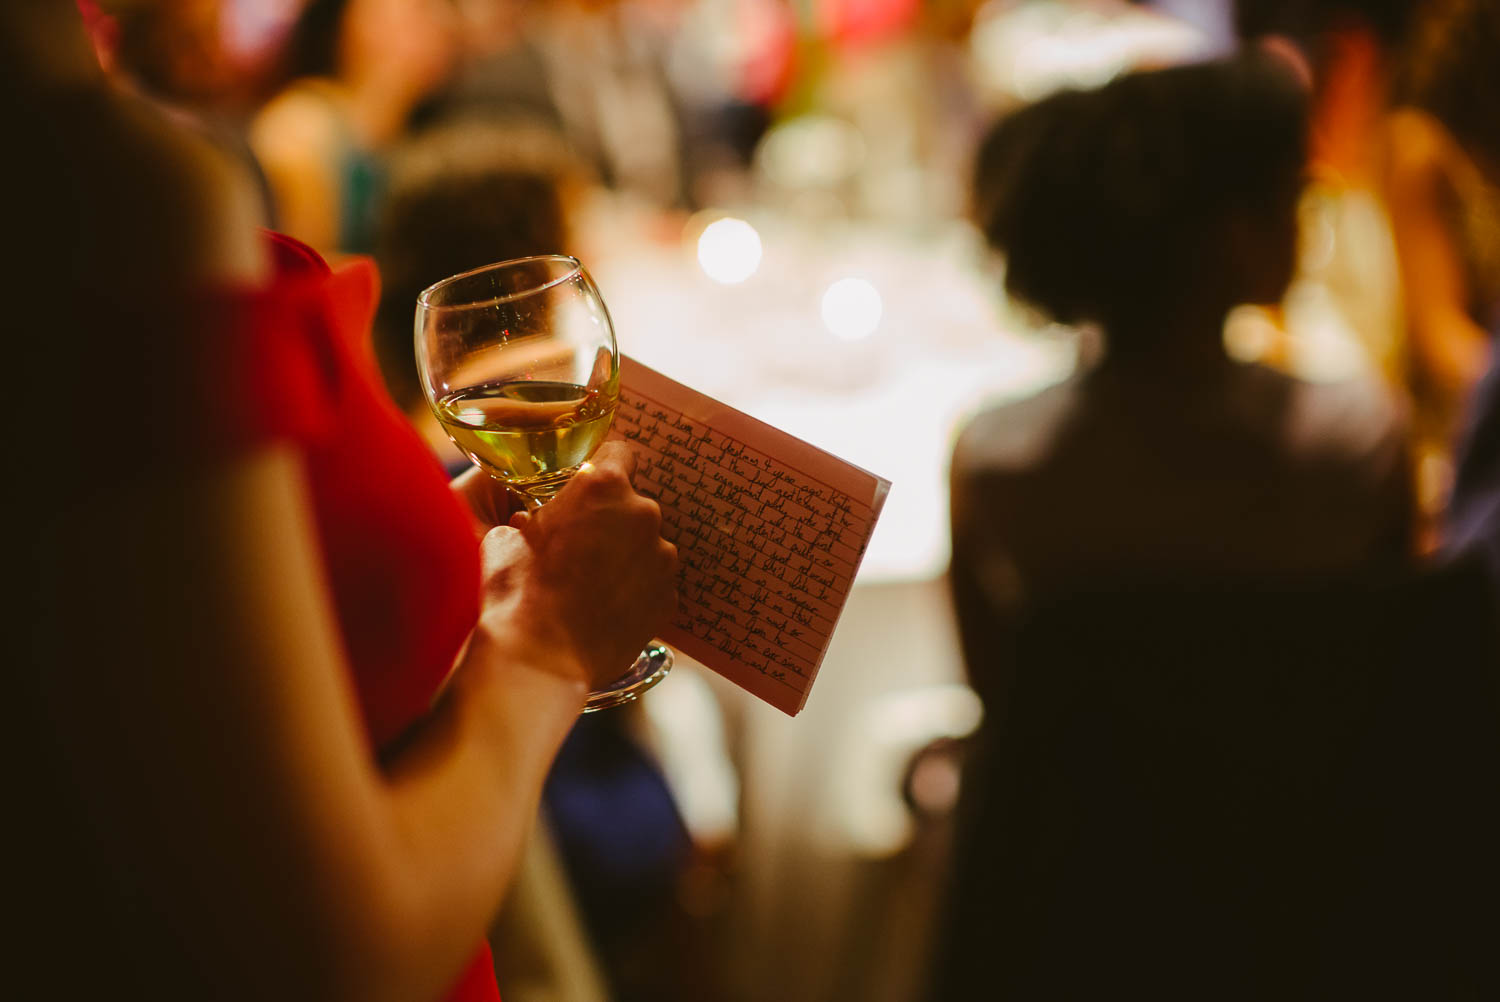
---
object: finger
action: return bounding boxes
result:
[481,524,522,546]
[479,524,525,573]
[509,510,532,530]
[592,440,640,480]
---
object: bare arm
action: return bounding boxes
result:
[47,443,674,1002]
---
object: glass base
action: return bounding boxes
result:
[582,641,673,713]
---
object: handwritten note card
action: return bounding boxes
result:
[611,356,891,716]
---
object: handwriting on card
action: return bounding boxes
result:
[611,356,891,716]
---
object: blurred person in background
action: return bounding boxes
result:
[14,4,679,1001]
[1232,0,1420,360]
[1238,0,1500,549]
[421,0,692,211]
[1428,4,1500,608]
[949,51,1412,713]
[1232,0,1495,543]
[87,0,291,221]
[107,0,288,113]
[1385,0,1500,544]
[935,52,1497,1002]
[249,0,460,255]
[529,0,691,210]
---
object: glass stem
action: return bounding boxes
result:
[506,470,574,511]
[514,489,549,512]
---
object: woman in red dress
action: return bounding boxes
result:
[11,3,677,999]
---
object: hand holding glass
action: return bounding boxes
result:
[416,256,671,711]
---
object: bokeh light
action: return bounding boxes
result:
[821,277,883,341]
[697,217,763,284]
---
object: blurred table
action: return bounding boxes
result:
[584,195,1073,1001]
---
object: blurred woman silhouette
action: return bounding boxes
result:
[952,51,1413,708]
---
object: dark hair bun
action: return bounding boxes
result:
[973,52,1307,336]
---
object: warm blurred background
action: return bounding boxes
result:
[82,0,1498,999]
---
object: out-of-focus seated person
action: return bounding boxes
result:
[249,0,459,255]
[952,51,1413,709]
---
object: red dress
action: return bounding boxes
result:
[242,232,499,1000]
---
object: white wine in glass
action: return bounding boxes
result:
[416,255,670,711]
[434,373,619,501]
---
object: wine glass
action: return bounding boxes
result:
[416,255,671,712]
